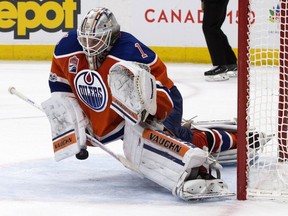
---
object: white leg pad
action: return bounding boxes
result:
[123,122,208,194]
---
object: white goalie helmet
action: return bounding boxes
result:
[77,8,120,56]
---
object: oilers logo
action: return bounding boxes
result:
[74,70,108,112]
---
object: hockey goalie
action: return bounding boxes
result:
[40,8,268,201]
[42,60,236,200]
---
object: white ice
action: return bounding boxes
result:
[0,61,286,216]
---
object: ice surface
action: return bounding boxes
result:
[0,61,286,216]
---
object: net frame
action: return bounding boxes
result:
[237,0,288,201]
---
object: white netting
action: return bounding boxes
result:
[246,0,288,200]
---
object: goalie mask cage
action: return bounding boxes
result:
[238,0,288,200]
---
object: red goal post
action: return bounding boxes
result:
[237,0,288,200]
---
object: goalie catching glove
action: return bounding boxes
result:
[108,61,157,125]
[41,94,89,161]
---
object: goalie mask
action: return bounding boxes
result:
[77,8,120,56]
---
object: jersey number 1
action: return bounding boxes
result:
[135,43,148,58]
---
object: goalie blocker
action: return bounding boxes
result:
[41,94,89,161]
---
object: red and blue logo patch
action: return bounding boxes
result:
[74,69,108,112]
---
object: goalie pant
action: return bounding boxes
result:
[163,86,237,154]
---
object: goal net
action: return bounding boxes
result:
[237,0,288,200]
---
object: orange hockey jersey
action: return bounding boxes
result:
[49,30,174,143]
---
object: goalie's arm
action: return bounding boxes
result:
[155,84,174,121]
[49,53,75,94]
[148,56,175,121]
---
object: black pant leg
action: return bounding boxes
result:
[202,0,237,66]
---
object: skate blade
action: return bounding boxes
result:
[227,70,238,77]
[204,73,229,82]
[184,192,235,201]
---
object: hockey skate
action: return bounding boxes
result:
[226,64,238,77]
[248,131,273,150]
[176,167,235,200]
[204,65,229,82]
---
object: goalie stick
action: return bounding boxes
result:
[85,133,141,174]
[8,86,44,112]
[8,86,141,174]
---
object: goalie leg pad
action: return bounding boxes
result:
[41,95,88,161]
[123,122,208,194]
